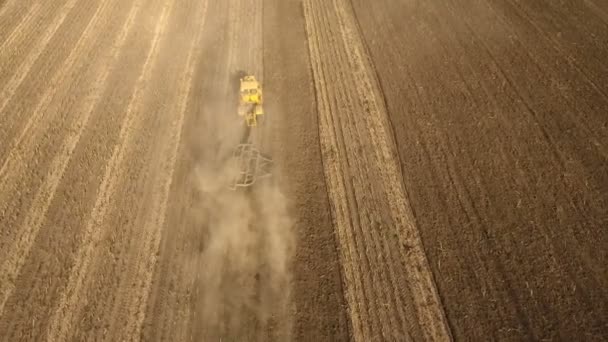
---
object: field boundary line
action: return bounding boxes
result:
[44,2,170,341]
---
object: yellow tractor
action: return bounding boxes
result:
[238,75,264,127]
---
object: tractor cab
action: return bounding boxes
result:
[238,75,264,127]
[239,76,263,104]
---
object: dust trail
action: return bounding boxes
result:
[189,86,295,341]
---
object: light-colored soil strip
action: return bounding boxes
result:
[0,0,82,115]
[0,0,115,218]
[121,3,208,339]
[0,0,17,17]
[302,0,453,340]
[302,1,366,337]
[333,2,452,340]
[0,1,36,48]
[44,3,169,341]
[0,3,41,57]
[304,0,393,338]
[0,0,117,316]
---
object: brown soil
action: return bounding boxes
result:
[0,0,606,341]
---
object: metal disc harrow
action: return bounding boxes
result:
[229,143,273,190]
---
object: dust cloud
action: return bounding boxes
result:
[187,82,295,340]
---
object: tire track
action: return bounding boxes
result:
[244,0,265,148]
[120,4,208,339]
[0,0,82,116]
[44,3,171,341]
[0,0,117,316]
[302,0,452,340]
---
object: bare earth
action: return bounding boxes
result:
[0,0,606,341]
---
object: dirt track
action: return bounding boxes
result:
[0,0,606,341]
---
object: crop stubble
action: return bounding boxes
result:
[302,0,452,340]
[0,0,606,341]
[351,0,608,340]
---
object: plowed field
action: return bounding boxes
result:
[0,0,606,341]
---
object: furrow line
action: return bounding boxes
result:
[503,0,608,102]
[333,1,452,339]
[318,7,384,333]
[0,3,41,59]
[339,0,451,335]
[332,10,409,339]
[584,0,608,23]
[320,1,382,337]
[310,0,393,338]
[330,1,410,337]
[325,21,394,342]
[44,3,168,341]
[479,0,608,158]
[541,0,608,55]
[0,0,82,116]
[0,0,116,316]
[0,0,32,47]
[304,0,453,340]
[143,1,206,338]
[302,0,367,339]
[0,0,115,219]
[122,4,208,339]
[334,2,411,339]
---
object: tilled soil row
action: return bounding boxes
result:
[302,0,452,340]
[352,0,608,339]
